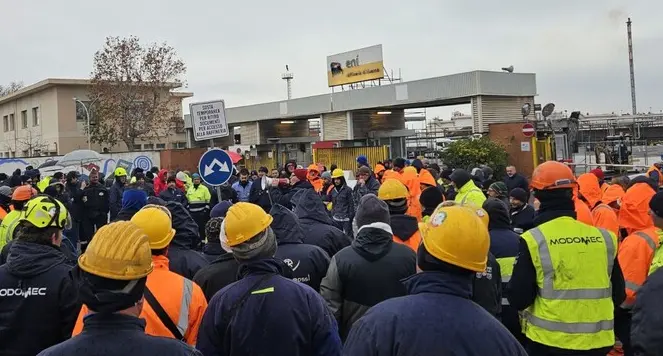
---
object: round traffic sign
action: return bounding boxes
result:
[522,123,535,137]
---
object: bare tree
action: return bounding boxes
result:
[16,128,49,157]
[0,81,24,97]
[88,36,186,150]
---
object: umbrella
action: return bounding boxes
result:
[225,150,243,164]
[58,149,104,166]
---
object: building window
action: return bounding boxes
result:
[21,110,28,129]
[172,142,186,149]
[9,114,14,131]
[156,143,166,150]
[2,116,7,132]
[21,150,28,157]
[32,107,39,126]
[132,144,142,151]
[143,143,154,150]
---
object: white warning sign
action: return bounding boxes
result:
[189,100,230,141]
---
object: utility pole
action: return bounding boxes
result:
[627,18,637,115]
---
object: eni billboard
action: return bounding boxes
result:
[327,45,384,87]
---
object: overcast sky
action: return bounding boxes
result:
[1,0,661,119]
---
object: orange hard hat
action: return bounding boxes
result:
[530,161,576,191]
[307,164,319,172]
[13,185,38,201]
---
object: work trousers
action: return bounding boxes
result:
[525,340,611,356]
[614,308,633,356]
[81,214,108,252]
[190,210,209,250]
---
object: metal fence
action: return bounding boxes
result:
[313,146,388,171]
[571,139,659,174]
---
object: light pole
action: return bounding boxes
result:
[73,97,91,150]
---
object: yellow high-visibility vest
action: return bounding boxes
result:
[520,216,617,351]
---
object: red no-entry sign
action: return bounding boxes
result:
[522,123,535,137]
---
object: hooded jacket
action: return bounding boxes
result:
[294,189,351,257]
[330,178,355,223]
[38,313,201,356]
[0,241,80,356]
[271,205,330,291]
[193,252,240,301]
[113,188,147,222]
[166,202,209,279]
[196,259,342,356]
[248,176,273,212]
[510,203,535,233]
[619,180,657,236]
[320,223,416,340]
[352,174,381,207]
[578,173,619,235]
[153,169,169,196]
[451,170,486,208]
[270,180,314,210]
[108,178,126,221]
[343,272,528,356]
[390,214,421,252]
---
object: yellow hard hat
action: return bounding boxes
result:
[78,221,154,280]
[224,202,273,247]
[131,207,176,250]
[21,195,71,230]
[331,169,345,179]
[404,166,417,174]
[326,202,333,211]
[378,179,408,201]
[420,205,490,272]
[114,167,128,177]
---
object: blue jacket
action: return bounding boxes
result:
[294,189,351,257]
[196,258,342,356]
[231,181,252,202]
[38,313,200,356]
[108,180,125,220]
[271,204,330,291]
[343,272,527,356]
[165,202,209,279]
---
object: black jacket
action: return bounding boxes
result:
[81,182,109,219]
[0,241,80,356]
[249,177,272,212]
[270,180,314,210]
[201,242,225,263]
[193,252,240,301]
[510,203,535,233]
[294,189,351,257]
[1,237,77,267]
[632,266,663,355]
[320,224,416,340]
[108,180,125,221]
[38,313,201,356]
[472,252,502,317]
[271,205,330,291]
[159,187,188,206]
[166,202,209,279]
[65,182,84,221]
[504,174,529,195]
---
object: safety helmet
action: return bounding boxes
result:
[331,169,345,179]
[224,202,273,247]
[440,201,489,228]
[21,195,71,230]
[404,166,417,174]
[420,205,489,272]
[131,207,176,250]
[530,161,576,191]
[12,185,37,201]
[78,221,154,280]
[114,167,128,177]
[378,179,409,201]
[307,164,319,172]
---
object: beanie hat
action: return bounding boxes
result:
[488,181,508,197]
[355,194,391,228]
[321,171,332,179]
[230,226,277,261]
[449,169,471,187]
[121,189,148,210]
[509,187,528,203]
[590,168,605,181]
[293,169,308,182]
[176,171,187,182]
[0,186,12,198]
[357,155,368,166]
[191,173,200,179]
[649,191,663,218]
[419,186,444,210]
[393,158,406,169]
[205,217,224,242]
[211,201,233,218]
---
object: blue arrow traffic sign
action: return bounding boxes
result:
[198,148,233,186]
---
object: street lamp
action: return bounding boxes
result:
[73,97,91,150]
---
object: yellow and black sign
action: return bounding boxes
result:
[327,45,384,87]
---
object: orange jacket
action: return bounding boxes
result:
[374,164,386,181]
[393,230,422,252]
[402,167,422,222]
[382,169,402,183]
[592,204,619,236]
[619,182,656,236]
[603,184,625,208]
[618,227,660,309]
[72,255,207,346]
[574,197,594,226]
[418,169,437,188]
[577,173,602,208]
[309,176,324,193]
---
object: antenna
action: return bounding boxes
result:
[281,65,294,100]
[627,18,637,115]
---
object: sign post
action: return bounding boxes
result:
[198,149,234,188]
[522,123,535,137]
[189,100,230,142]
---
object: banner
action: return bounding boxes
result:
[327,45,384,87]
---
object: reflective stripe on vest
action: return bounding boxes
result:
[529,228,615,299]
[496,256,516,283]
[523,223,616,349]
[460,188,482,205]
[176,279,194,335]
[502,297,510,306]
[5,217,21,244]
[621,231,657,309]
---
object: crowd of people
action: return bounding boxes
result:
[2,156,663,355]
